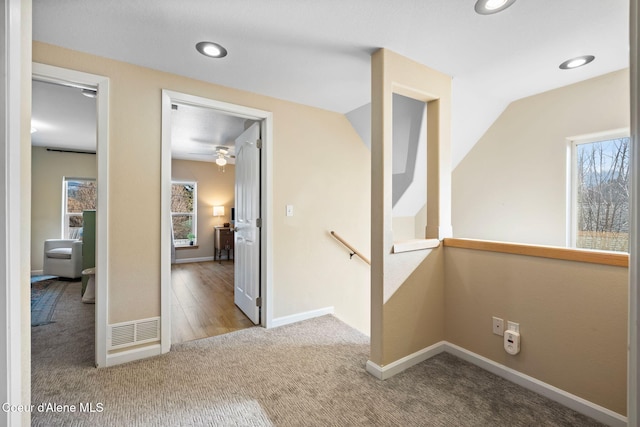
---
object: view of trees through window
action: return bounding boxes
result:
[575,137,630,252]
[64,178,97,239]
[171,182,197,244]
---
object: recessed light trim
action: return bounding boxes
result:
[81,88,97,98]
[475,0,516,15]
[559,55,595,70]
[196,41,228,58]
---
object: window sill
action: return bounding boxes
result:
[175,244,199,249]
[392,238,440,254]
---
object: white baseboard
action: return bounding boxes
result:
[105,344,162,367]
[365,341,626,427]
[365,341,446,380]
[173,256,215,264]
[444,343,627,427]
[270,306,334,328]
[31,269,44,276]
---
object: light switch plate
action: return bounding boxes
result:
[286,205,294,217]
[492,317,504,336]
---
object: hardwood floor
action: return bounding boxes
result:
[171,261,254,344]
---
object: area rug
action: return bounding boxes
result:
[31,279,67,327]
[30,274,58,284]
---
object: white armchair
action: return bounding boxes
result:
[43,239,83,279]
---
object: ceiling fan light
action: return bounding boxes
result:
[216,157,227,166]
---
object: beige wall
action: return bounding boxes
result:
[452,69,630,246]
[444,246,628,415]
[383,247,445,362]
[31,147,97,271]
[371,49,451,365]
[392,204,427,241]
[171,159,234,261]
[33,42,371,333]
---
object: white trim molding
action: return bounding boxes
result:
[173,256,215,264]
[365,341,446,380]
[628,0,639,424]
[366,342,627,427]
[106,344,162,367]
[445,343,627,427]
[2,1,26,425]
[270,307,334,328]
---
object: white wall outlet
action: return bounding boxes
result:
[286,205,294,217]
[504,330,521,355]
[492,317,504,336]
[507,321,520,333]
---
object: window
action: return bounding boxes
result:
[171,181,197,246]
[570,134,630,252]
[63,178,97,239]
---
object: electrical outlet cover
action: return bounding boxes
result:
[492,317,504,336]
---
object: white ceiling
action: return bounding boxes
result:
[171,103,252,163]
[32,0,630,165]
[31,80,97,151]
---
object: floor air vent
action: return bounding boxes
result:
[108,317,160,350]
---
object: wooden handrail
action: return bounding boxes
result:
[330,231,371,265]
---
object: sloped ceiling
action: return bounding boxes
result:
[32,1,629,165]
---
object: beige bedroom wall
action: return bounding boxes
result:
[171,159,234,262]
[444,247,628,415]
[31,147,97,271]
[371,48,451,365]
[33,42,371,332]
[452,69,630,246]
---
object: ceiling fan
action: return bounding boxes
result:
[213,146,234,167]
[188,145,235,166]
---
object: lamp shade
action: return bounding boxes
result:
[213,206,225,217]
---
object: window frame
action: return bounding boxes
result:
[568,128,630,252]
[171,180,198,247]
[62,177,97,240]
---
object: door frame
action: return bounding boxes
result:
[2,1,24,422]
[629,0,639,423]
[32,63,110,368]
[160,90,273,352]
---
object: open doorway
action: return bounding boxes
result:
[161,91,273,349]
[31,63,110,367]
[30,78,98,368]
[169,102,256,343]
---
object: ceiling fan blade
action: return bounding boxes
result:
[187,152,214,156]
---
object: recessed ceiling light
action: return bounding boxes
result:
[559,55,595,70]
[475,0,516,15]
[196,41,228,59]
[81,88,97,98]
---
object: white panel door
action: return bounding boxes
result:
[234,122,261,324]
